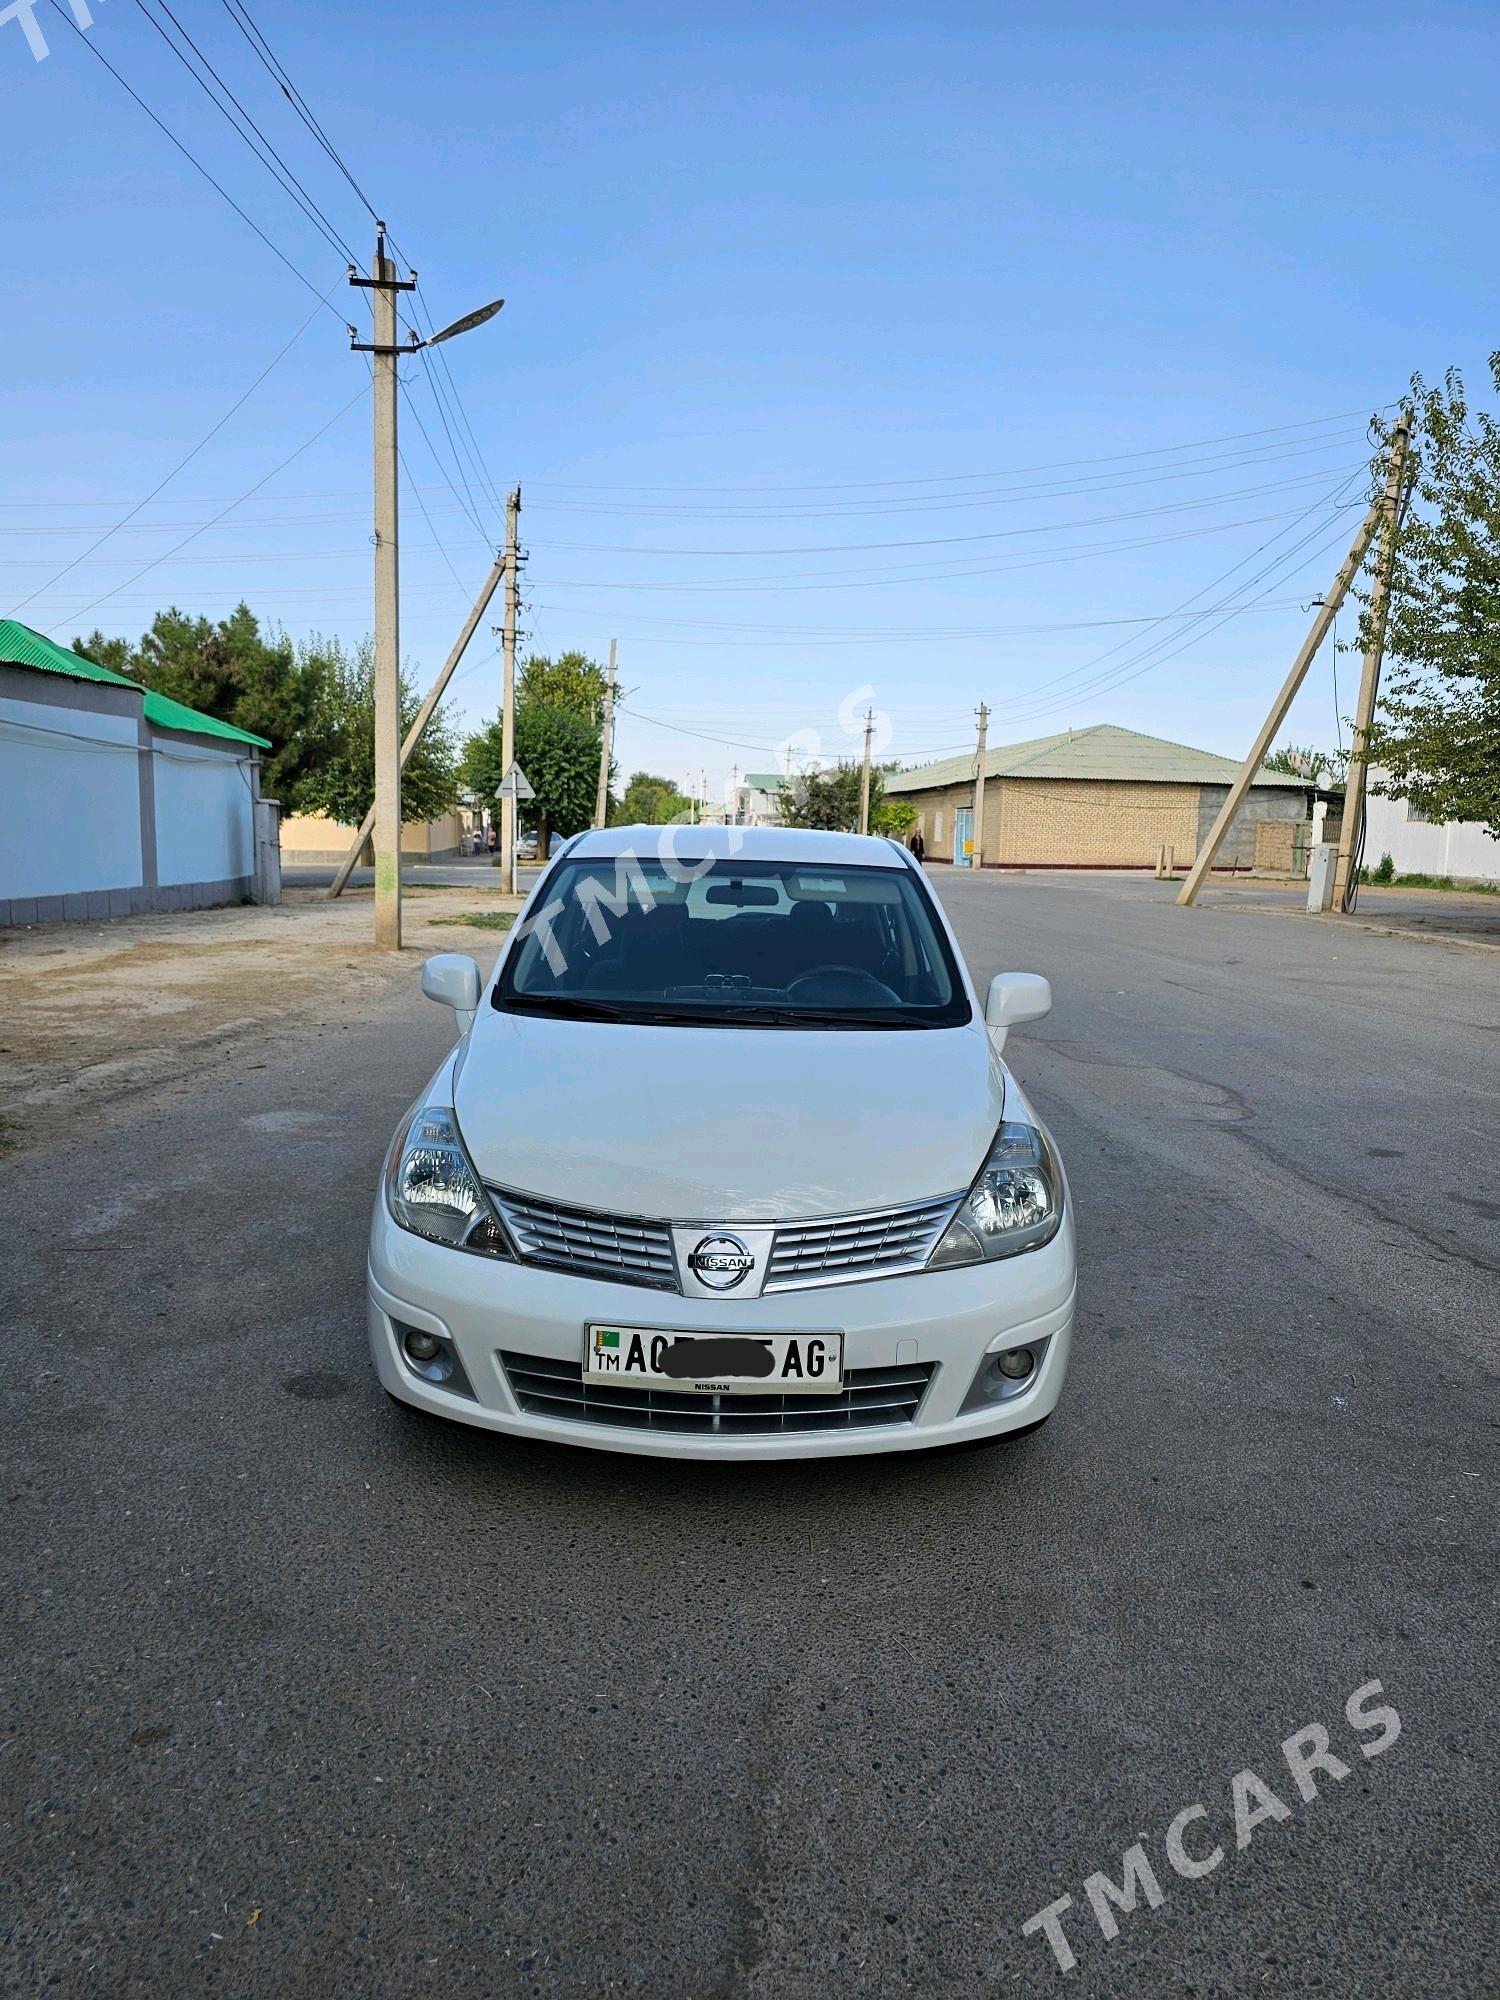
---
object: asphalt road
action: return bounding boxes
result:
[3,873,1496,1998]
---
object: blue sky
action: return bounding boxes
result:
[6,1,1496,796]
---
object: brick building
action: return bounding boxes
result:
[887,724,1307,871]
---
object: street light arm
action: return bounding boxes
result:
[426,297,506,347]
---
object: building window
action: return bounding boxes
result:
[932,810,944,841]
[1406,802,1433,823]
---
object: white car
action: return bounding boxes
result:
[368,826,1075,1460]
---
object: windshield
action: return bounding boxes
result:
[496,855,972,1029]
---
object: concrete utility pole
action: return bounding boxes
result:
[1333,419,1413,912]
[972,702,989,869]
[326,548,506,898]
[594,637,617,830]
[1178,414,1412,909]
[350,226,418,949]
[499,486,522,894]
[858,707,874,835]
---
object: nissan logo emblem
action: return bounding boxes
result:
[687,1233,755,1291]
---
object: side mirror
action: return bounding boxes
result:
[984,972,1052,1053]
[421,953,481,1036]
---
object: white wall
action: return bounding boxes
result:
[1365,774,1500,883]
[152,738,255,887]
[0,694,143,898]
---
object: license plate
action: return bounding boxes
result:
[584,1325,844,1394]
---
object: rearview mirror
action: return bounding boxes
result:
[421,953,481,1036]
[984,972,1052,1053]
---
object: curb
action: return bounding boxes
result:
[1208,901,1500,956]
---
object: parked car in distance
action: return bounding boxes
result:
[369,826,1074,1459]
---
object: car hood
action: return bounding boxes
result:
[453,1009,1003,1221]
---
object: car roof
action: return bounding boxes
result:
[560,826,912,868]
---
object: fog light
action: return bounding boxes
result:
[996,1347,1035,1380]
[393,1322,474,1399]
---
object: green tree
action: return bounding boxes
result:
[72,603,329,809]
[779,761,908,835]
[1362,358,1500,838]
[613,771,694,825]
[516,704,602,857]
[459,703,604,858]
[872,790,917,839]
[1264,742,1347,786]
[517,650,610,722]
[297,637,458,827]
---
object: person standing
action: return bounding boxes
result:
[908,828,926,863]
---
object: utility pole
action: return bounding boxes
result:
[1178,413,1411,909]
[858,707,874,834]
[594,637,617,830]
[972,702,989,869]
[1333,418,1413,912]
[349,225,418,949]
[499,486,522,894]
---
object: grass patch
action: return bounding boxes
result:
[425,911,518,932]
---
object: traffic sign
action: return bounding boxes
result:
[496,761,536,802]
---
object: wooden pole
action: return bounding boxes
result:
[327,548,506,898]
[594,638,617,830]
[499,487,521,892]
[1332,419,1412,912]
[1177,428,1408,909]
[972,702,988,868]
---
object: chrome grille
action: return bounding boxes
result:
[490,1190,676,1290]
[764,1195,959,1291]
[501,1351,935,1435]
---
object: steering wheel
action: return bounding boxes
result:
[787,963,900,1003]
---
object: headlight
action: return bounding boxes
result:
[384,1104,512,1256]
[927,1121,1062,1268]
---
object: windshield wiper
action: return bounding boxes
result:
[644,1004,937,1030]
[499,993,639,1022]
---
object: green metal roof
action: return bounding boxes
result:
[885,723,1302,794]
[0,618,271,749]
[741,771,788,791]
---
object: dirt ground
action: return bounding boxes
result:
[0,885,520,1156]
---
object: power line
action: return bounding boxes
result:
[517,408,1393,495]
[401,365,492,547]
[985,504,1365,729]
[0,450,1360,544]
[404,280,508,532]
[10,283,337,618]
[396,377,493,544]
[47,381,371,634]
[518,432,1374,521]
[128,0,361,270]
[626,710,788,755]
[42,0,346,323]
[996,521,1364,735]
[528,501,1365,593]
[217,0,383,224]
[526,465,1369,559]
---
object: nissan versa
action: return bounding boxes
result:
[368,827,1075,1459]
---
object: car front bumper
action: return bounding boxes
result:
[368,1196,1076,1461]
